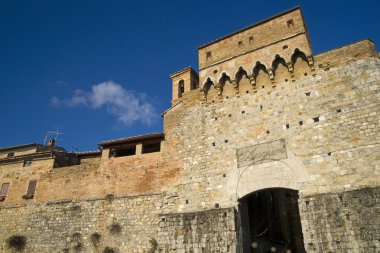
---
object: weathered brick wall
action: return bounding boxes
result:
[0,194,161,253]
[157,208,237,252]
[0,151,163,205]
[198,8,309,70]
[300,187,380,253]
[163,55,380,211]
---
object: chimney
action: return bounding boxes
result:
[48,139,56,147]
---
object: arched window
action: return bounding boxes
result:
[178,80,185,98]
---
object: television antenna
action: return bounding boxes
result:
[43,129,65,146]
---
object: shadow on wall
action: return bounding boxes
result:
[202,49,311,102]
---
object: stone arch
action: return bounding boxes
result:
[272,55,291,84]
[291,49,310,79]
[217,71,232,83]
[253,61,271,89]
[228,147,309,200]
[235,67,251,94]
[219,73,235,99]
[203,77,218,103]
[218,72,231,86]
[237,187,306,253]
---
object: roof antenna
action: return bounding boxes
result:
[43,129,65,147]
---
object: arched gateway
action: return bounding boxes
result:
[237,188,305,253]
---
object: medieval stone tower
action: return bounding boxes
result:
[0,7,379,253]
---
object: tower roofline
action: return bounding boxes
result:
[170,66,197,78]
[198,6,301,50]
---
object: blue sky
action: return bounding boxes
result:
[0,0,379,151]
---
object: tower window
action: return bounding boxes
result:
[287,19,294,27]
[249,36,254,44]
[206,51,212,60]
[7,152,15,158]
[238,41,243,47]
[23,160,32,167]
[178,80,185,98]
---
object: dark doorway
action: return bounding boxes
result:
[238,188,305,253]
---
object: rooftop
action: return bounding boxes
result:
[98,132,164,148]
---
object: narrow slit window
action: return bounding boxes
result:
[142,142,161,154]
[0,183,10,201]
[287,19,294,27]
[178,80,185,98]
[23,160,32,167]
[206,51,212,60]
[24,180,37,199]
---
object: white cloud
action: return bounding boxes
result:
[51,81,157,125]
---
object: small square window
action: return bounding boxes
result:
[287,19,294,27]
[7,152,15,158]
[249,36,254,44]
[238,41,243,47]
[206,51,212,60]
[23,160,32,167]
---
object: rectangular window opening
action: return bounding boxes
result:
[287,19,294,27]
[206,51,212,60]
[238,41,243,47]
[24,180,37,199]
[249,36,253,44]
[111,145,136,157]
[7,152,15,158]
[142,142,161,154]
[23,160,32,167]
[0,183,10,201]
